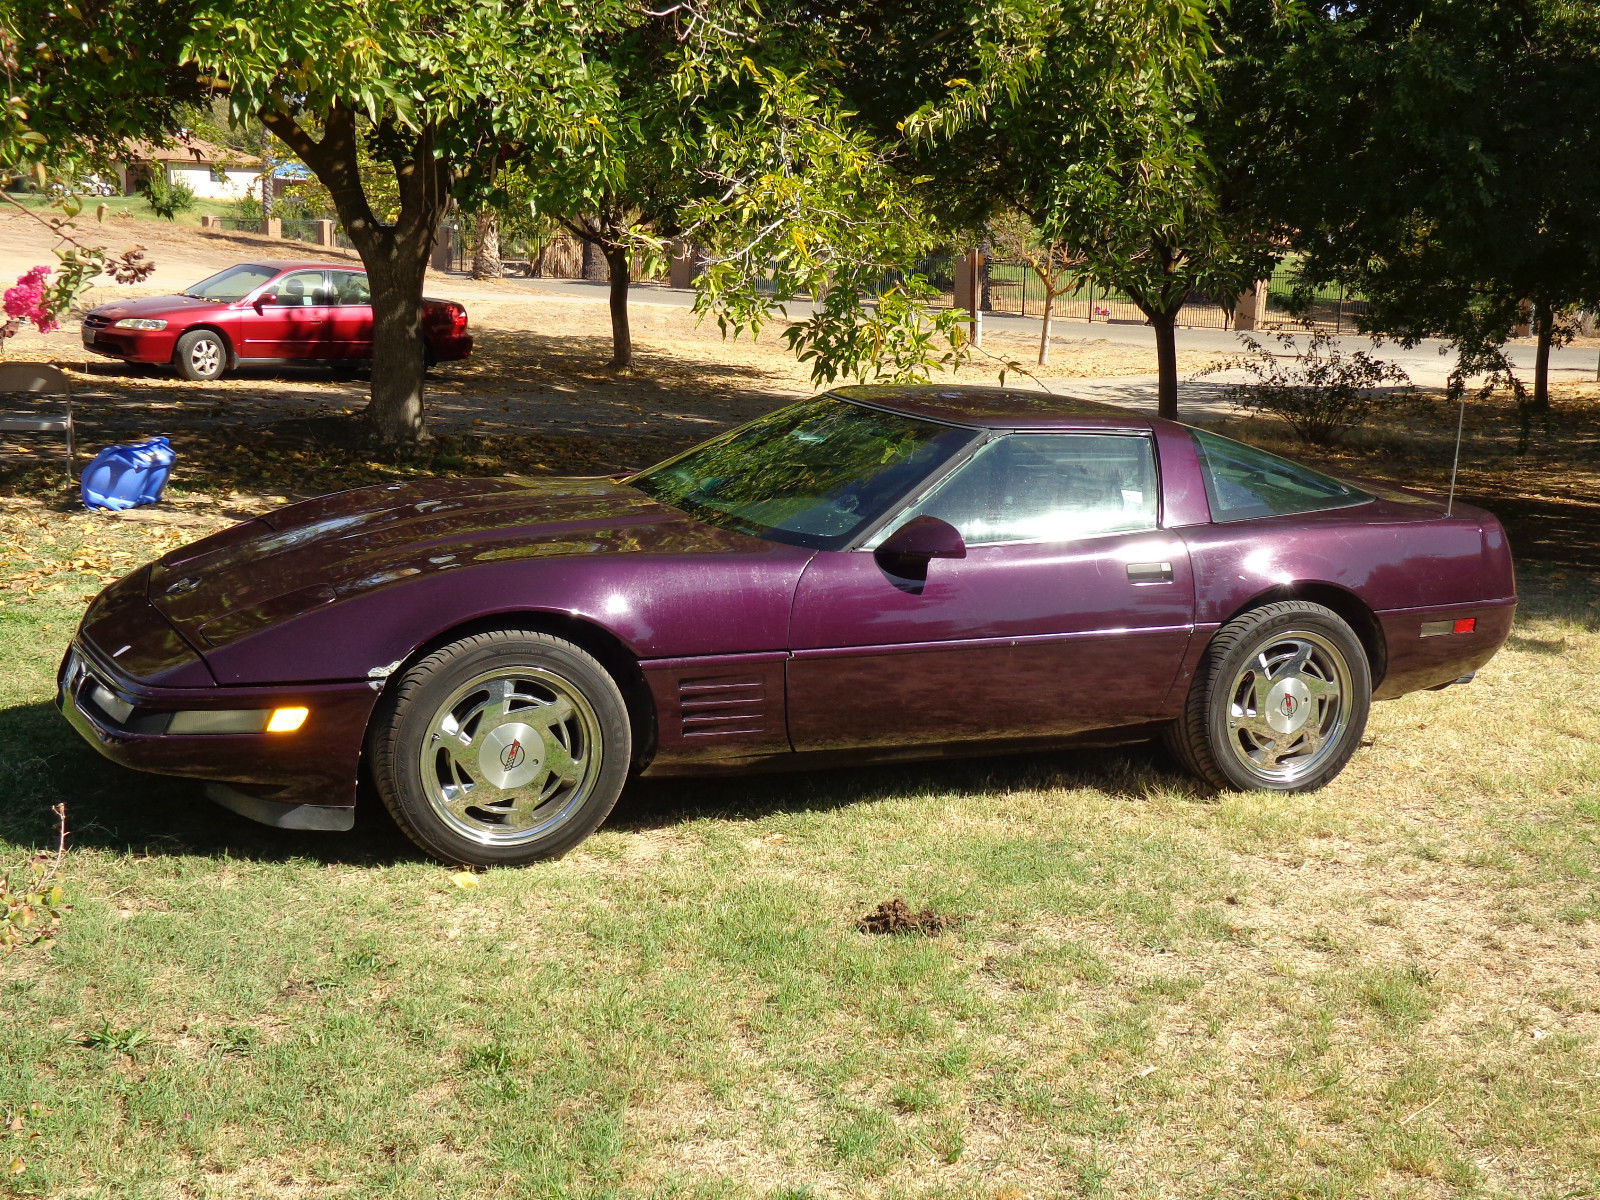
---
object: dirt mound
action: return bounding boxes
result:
[856,897,963,936]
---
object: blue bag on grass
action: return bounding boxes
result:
[81,437,176,510]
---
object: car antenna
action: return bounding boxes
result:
[1444,393,1466,518]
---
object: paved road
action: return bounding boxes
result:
[506,275,1600,394]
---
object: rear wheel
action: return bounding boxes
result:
[174,329,228,381]
[1164,601,1371,792]
[370,630,631,866]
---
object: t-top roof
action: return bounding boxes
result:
[831,385,1155,432]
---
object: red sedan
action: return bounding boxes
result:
[81,261,473,381]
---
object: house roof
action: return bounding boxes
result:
[121,136,263,169]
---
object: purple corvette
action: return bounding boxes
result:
[60,386,1516,865]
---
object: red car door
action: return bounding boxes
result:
[326,270,373,358]
[238,269,334,359]
[785,432,1197,751]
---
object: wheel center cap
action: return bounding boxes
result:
[1264,678,1313,736]
[478,722,545,789]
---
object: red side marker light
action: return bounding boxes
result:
[1453,618,1476,635]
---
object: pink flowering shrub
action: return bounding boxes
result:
[3,266,60,336]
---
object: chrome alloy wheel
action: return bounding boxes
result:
[1223,630,1352,785]
[187,336,222,376]
[418,666,603,847]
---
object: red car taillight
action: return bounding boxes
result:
[425,302,468,333]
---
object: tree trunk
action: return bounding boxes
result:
[1151,309,1179,420]
[258,128,274,223]
[1038,291,1054,366]
[471,210,501,281]
[260,106,449,449]
[582,241,609,282]
[366,254,431,446]
[603,243,632,368]
[1532,297,1553,413]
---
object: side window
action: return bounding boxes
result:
[897,433,1159,546]
[1189,428,1369,522]
[275,270,332,306]
[329,270,371,306]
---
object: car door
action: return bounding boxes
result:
[325,270,373,358]
[786,431,1197,752]
[238,269,334,359]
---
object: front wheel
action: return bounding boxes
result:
[369,630,632,866]
[1164,600,1372,792]
[174,329,228,381]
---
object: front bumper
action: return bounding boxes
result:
[80,323,178,365]
[58,641,380,824]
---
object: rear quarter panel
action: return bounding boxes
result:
[1176,500,1516,701]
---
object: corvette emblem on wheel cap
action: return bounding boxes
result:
[1281,695,1297,716]
[500,739,526,771]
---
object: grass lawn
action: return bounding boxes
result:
[3,190,238,228]
[1,365,1597,1196]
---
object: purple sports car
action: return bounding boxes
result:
[60,387,1516,865]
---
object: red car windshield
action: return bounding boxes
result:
[182,264,281,302]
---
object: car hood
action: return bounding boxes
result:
[88,294,230,320]
[145,475,768,647]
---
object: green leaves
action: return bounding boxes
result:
[680,57,971,384]
[1269,0,1600,429]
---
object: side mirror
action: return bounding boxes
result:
[874,515,966,577]
[254,293,278,309]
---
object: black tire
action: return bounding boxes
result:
[174,328,228,381]
[369,630,632,866]
[1163,600,1372,792]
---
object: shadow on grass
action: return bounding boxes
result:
[4,325,800,503]
[1516,565,1600,633]
[612,743,1197,837]
[0,696,1199,865]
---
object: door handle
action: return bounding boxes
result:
[1126,561,1174,584]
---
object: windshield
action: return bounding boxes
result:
[182,264,280,302]
[629,395,977,549]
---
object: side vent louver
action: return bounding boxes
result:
[679,675,766,738]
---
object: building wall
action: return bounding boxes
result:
[167,165,261,200]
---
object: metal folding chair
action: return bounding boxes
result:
[0,362,75,480]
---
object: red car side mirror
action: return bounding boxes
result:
[874,515,966,577]
[254,293,278,309]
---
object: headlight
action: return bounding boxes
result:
[113,318,168,330]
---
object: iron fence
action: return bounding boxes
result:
[980,260,1233,330]
[1262,260,1369,333]
[278,217,322,245]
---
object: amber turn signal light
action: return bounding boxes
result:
[266,707,309,733]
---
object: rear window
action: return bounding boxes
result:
[1190,428,1369,523]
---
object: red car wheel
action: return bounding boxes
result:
[174,329,229,381]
